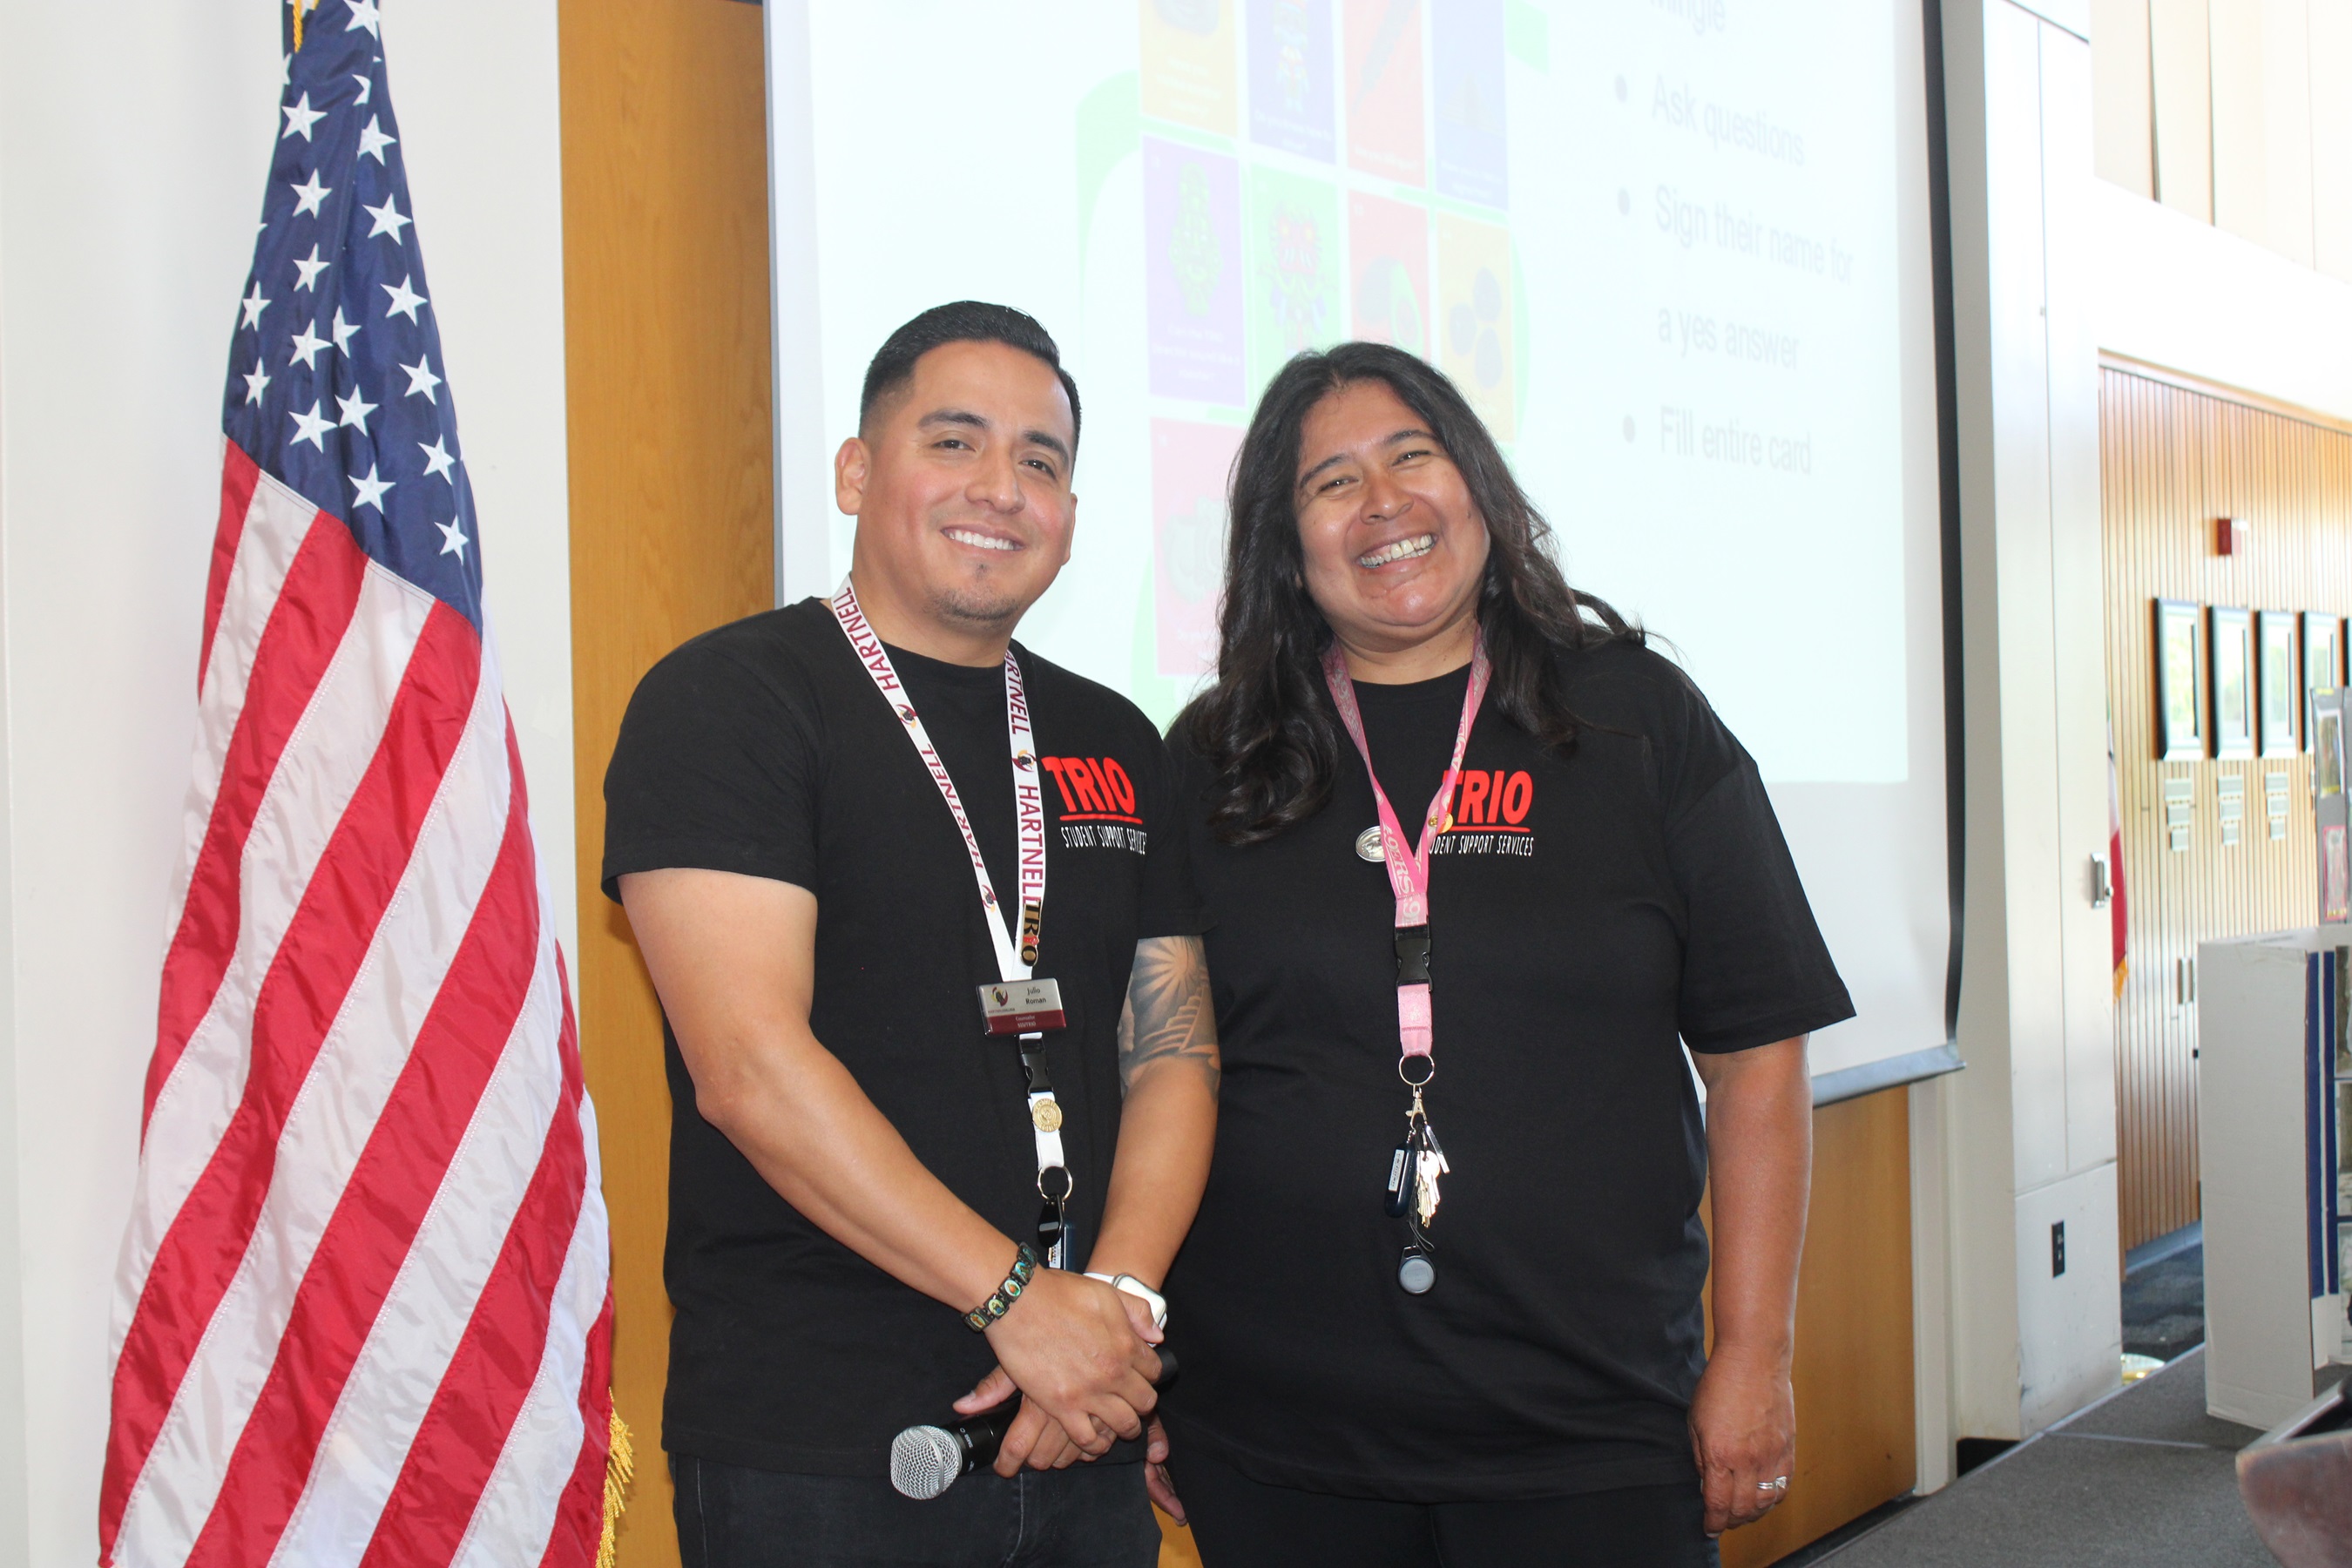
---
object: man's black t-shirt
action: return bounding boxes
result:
[1159,639,1853,1502]
[601,597,1202,1477]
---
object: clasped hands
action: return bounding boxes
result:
[956,1267,1168,1479]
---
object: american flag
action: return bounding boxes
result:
[99,5,617,1565]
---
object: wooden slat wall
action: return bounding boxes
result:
[558,3,774,1563]
[2101,362,2352,1251]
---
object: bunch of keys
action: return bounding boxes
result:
[1383,1086,1450,1227]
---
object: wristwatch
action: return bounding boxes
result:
[1085,1271,1169,1330]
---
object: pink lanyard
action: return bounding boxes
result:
[1321,630,1492,1073]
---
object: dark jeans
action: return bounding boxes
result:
[672,1453,1163,1568]
[1167,1446,1720,1568]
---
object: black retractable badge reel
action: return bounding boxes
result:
[1325,637,1489,1298]
[834,579,1077,1268]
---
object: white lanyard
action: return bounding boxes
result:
[832,578,1045,983]
[831,580,1071,1256]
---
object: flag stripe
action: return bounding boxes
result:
[120,552,438,1363]
[145,504,373,1129]
[188,781,536,1568]
[128,644,518,1568]
[536,953,615,1568]
[105,598,481,1552]
[161,468,336,1010]
[536,1288,618,1568]
[262,911,569,1568]
[202,443,264,693]
[355,970,588,1568]
[449,1134,610,1568]
[107,545,437,1556]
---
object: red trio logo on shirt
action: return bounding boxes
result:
[1444,769,1534,831]
[1041,756,1141,825]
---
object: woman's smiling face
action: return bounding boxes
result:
[1292,378,1490,664]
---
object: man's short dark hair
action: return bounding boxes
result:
[859,301,1083,458]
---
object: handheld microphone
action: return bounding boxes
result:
[889,1347,1179,1500]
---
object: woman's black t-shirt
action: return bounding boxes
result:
[1159,639,1853,1502]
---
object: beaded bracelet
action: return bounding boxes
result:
[963,1241,1041,1333]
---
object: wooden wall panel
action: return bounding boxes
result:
[1713,1087,1917,1568]
[558,3,774,1563]
[2101,362,2352,1252]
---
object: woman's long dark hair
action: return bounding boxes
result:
[1184,341,1639,846]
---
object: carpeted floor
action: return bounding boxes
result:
[1808,1348,2275,1567]
[2122,1223,2207,1363]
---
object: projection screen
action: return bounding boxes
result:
[764,0,1954,1093]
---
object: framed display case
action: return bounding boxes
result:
[2214,606,2256,760]
[2261,611,2300,757]
[2157,598,2206,760]
[2308,612,2345,748]
[2322,691,2348,925]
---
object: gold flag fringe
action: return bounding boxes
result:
[598,1403,635,1568]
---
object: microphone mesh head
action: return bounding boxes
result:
[889,1424,963,1500]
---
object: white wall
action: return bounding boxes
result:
[1924,0,2124,1470]
[0,3,575,1561]
[2090,176,2352,421]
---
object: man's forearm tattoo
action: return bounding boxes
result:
[1117,936,1220,1097]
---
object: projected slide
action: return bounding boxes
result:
[779,0,1947,1077]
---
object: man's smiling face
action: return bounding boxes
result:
[837,339,1078,639]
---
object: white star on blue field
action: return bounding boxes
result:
[225,0,481,623]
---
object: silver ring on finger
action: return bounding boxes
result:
[1756,1476,1789,1492]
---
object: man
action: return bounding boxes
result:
[605,302,1220,1567]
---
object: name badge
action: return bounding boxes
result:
[978,978,1067,1035]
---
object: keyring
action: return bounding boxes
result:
[1399,1056,1435,1088]
[1037,1165,1072,1201]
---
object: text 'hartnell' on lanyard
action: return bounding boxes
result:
[832,579,1075,1269]
[1322,627,1491,1296]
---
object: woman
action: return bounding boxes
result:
[1154,342,1853,1566]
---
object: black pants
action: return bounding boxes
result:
[672,1452,1162,1568]
[1167,1447,1720,1568]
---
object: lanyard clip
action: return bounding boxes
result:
[1395,925,1432,986]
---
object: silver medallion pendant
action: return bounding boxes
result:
[1355,826,1386,862]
